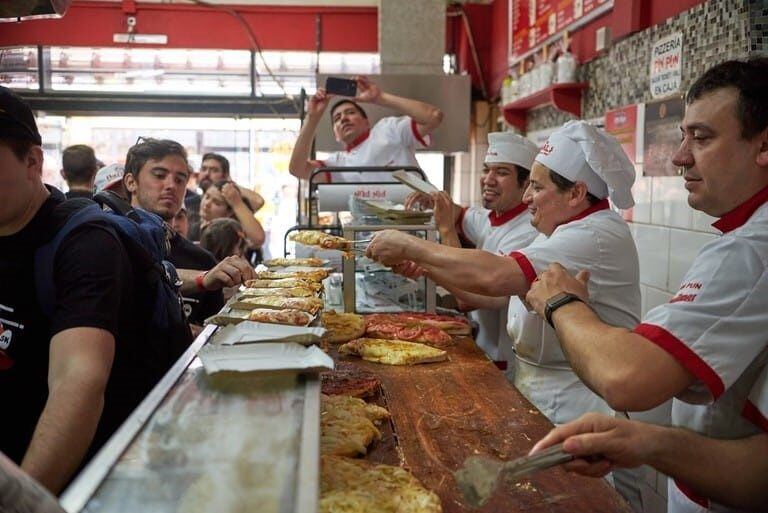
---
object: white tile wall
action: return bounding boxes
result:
[651,177,693,229]
[631,171,653,224]
[668,230,718,291]
[632,224,671,290]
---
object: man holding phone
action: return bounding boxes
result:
[289,75,443,182]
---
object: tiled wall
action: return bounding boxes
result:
[516,2,764,512]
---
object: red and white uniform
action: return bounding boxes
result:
[320,116,430,183]
[506,200,641,424]
[634,186,768,513]
[456,203,538,361]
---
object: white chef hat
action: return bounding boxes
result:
[93,163,125,194]
[485,132,539,171]
[535,120,635,209]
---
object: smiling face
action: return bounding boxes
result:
[480,163,527,213]
[200,185,232,222]
[672,87,768,217]
[125,155,190,221]
[523,162,589,236]
[331,102,370,145]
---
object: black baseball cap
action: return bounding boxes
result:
[0,86,42,145]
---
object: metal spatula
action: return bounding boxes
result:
[454,443,574,508]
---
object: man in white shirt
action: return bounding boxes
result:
[289,75,443,183]
[524,58,768,513]
[407,132,539,367]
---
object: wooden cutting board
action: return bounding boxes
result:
[335,337,633,513]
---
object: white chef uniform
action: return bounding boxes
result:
[456,132,539,362]
[634,185,768,513]
[506,120,640,425]
[320,116,430,183]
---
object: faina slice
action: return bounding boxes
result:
[338,338,448,365]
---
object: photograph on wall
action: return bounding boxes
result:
[643,97,684,176]
[605,104,638,164]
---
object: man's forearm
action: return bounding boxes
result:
[646,427,768,510]
[289,114,321,179]
[377,92,442,131]
[232,203,266,247]
[442,282,510,311]
[178,268,205,295]
[22,378,105,493]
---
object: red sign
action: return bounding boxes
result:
[605,104,638,164]
[511,0,612,59]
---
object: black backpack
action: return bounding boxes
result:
[34,191,193,366]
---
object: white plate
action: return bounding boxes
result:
[199,343,334,374]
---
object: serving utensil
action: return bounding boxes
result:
[454,443,573,508]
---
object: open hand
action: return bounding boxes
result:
[354,75,381,104]
[366,230,415,266]
[308,88,332,117]
[202,255,255,290]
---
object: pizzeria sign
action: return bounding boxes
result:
[650,32,683,98]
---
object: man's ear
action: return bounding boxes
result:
[569,181,589,205]
[123,172,138,194]
[756,127,768,168]
[27,146,44,178]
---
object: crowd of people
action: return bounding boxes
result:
[1,60,766,513]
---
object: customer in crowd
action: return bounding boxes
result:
[61,144,99,199]
[122,138,255,330]
[289,75,443,183]
[189,179,265,249]
[200,218,247,262]
[0,86,179,493]
[93,163,127,198]
[405,132,539,368]
[522,57,768,513]
[185,152,265,229]
[171,206,190,239]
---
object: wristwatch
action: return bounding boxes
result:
[544,292,583,329]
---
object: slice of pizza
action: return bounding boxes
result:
[321,394,390,457]
[231,296,324,315]
[244,278,323,291]
[339,338,448,365]
[254,269,330,282]
[238,287,317,298]
[247,308,313,326]
[321,311,366,344]
[320,456,442,513]
[289,230,351,251]
[321,362,380,398]
[365,322,453,348]
[264,257,327,268]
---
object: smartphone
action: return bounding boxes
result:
[325,77,357,97]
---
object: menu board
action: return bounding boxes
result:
[511,0,613,58]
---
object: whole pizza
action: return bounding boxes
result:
[321,362,381,398]
[365,320,453,348]
[366,312,471,336]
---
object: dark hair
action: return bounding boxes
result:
[61,144,98,185]
[201,152,230,178]
[207,180,253,213]
[686,58,768,139]
[125,138,188,177]
[330,99,368,120]
[515,166,531,187]
[200,218,245,262]
[0,136,34,161]
[549,170,602,205]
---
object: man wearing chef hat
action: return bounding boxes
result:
[524,58,768,513]
[406,132,539,367]
[367,119,644,508]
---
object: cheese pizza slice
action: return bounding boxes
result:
[247,308,313,326]
[339,338,448,365]
[244,278,323,291]
[238,287,317,298]
[264,257,327,268]
[321,311,366,344]
[289,230,351,251]
[231,296,324,315]
[321,394,390,457]
[254,269,330,282]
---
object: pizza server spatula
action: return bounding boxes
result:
[453,443,574,508]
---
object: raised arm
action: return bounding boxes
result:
[366,230,529,297]
[221,182,265,247]
[21,327,114,493]
[531,413,768,511]
[525,263,695,411]
[355,76,443,137]
[289,88,331,180]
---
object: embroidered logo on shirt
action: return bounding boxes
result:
[670,281,703,303]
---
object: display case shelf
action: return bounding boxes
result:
[501,82,588,130]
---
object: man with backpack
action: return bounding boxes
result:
[0,87,187,493]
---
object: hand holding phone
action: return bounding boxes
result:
[325,77,357,97]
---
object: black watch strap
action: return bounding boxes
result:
[544,292,583,329]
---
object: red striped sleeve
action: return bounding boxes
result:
[674,480,709,509]
[411,118,430,147]
[633,323,725,399]
[508,251,537,288]
[742,400,768,432]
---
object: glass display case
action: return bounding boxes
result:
[341,220,437,314]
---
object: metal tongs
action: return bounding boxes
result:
[454,443,574,508]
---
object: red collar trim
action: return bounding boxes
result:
[488,202,527,227]
[711,184,768,234]
[558,198,610,227]
[345,130,370,152]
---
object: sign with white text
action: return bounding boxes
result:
[650,32,683,98]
